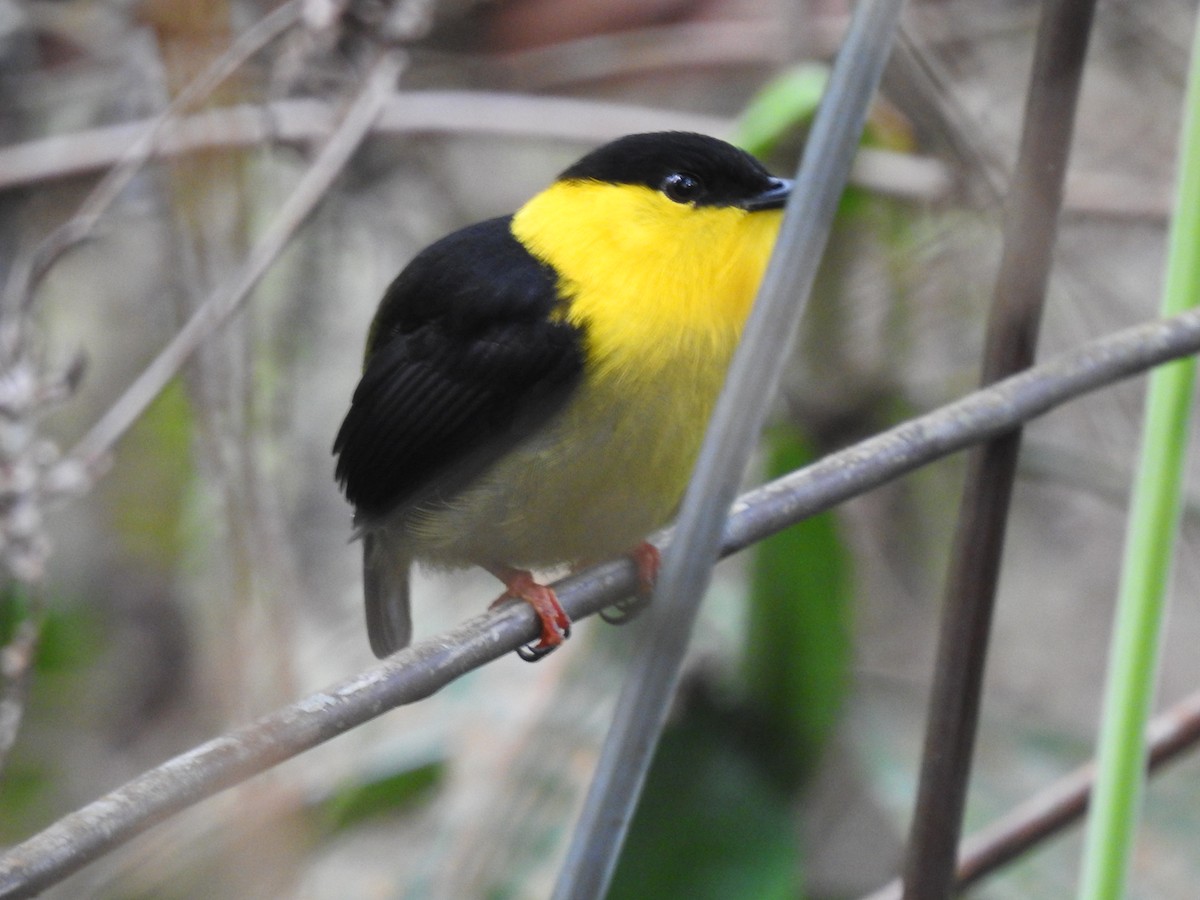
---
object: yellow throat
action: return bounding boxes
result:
[511,178,784,384]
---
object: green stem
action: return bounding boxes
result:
[1077,16,1200,899]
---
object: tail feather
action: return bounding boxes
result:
[362,530,413,658]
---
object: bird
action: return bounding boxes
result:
[334,131,791,660]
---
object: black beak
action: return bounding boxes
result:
[742,177,793,211]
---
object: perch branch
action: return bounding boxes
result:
[1,297,1199,898]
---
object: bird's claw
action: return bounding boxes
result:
[600,596,650,625]
[599,541,659,626]
[516,636,561,662]
[489,567,572,663]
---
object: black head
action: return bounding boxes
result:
[558,132,792,211]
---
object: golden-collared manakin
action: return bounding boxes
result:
[334,132,791,659]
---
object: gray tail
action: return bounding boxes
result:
[362,530,413,658]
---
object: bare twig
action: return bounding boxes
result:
[1064,171,1173,223]
[864,687,1200,900]
[889,26,1009,206]
[0,1,303,779]
[891,25,1173,222]
[901,3,1097,896]
[69,51,405,469]
[0,0,304,329]
[371,92,725,149]
[480,19,815,90]
[0,96,713,192]
[0,95,949,203]
[2,304,1200,898]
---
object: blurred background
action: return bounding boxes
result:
[1,0,1199,897]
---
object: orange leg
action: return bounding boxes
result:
[630,541,661,598]
[600,541,660,625]
[487,565,571,661]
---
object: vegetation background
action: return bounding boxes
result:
[1,0,1198,897]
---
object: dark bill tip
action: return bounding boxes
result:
[741,177,794,211]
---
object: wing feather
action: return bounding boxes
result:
[333,216,585,521]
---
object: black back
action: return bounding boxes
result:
[333,217,585,520]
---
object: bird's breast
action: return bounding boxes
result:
[406,335,734,570]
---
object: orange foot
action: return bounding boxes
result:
[487,566,571,662]
[601,541,660,626]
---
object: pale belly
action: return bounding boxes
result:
[405,362,727,570]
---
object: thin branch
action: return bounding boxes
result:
[552,3,907,897]
[964,688,1200,889]
[889,25,1009,206]
[891,25,1172,222]
[372,91,727,150]
[480,19,816,90]
[69,51,405,469]
[0,0,302,780]
[0,96,707,191]
[901,2,1097,896]
[863,687,1200,900]
[0,93,950,204]
[69,0,303,227]
[0,0,304,326]
[1064,171,1173,223]
[2,305,1200,898]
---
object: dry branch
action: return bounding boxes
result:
[901,1,1097,894]
[0,94,948,203]
[0,0,304,322]
[864,687,1200,899]
[70,51,405,469]
[483,19,810,89]
[2,305,1200,898]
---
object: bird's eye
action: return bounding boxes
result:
[661,172,703,204]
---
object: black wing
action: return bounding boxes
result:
[333,216,585,521]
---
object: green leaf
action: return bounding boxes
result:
[108,378,193,568]
[1078,12,1200,898]
[732,65,830,157]
[314,758,444,834]
[0,588,99,674]
[742,425,854,785]
[0,763,54,843]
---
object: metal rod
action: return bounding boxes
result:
[551,3,907,897]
